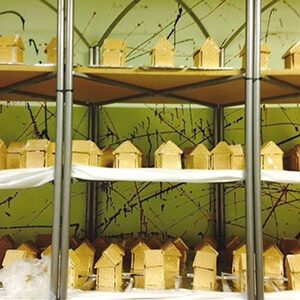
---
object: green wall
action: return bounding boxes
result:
[0,0,299,246]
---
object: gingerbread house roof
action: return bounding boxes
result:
[196,242,218,255]
[25,139,50,151]
[261,141,283,155]
[45,37,57,52]
[7,141,25,153]
[186,144,210,156]
[155,140,182,155]
[152,36,174,52]
[0,35,25,49]
[226,236,243,253]
[72,140,102,155]
[75,240,96,256]
[147,235,162,249]
[230,144,244,156]
[17,241,40,257]
[93,236,111,249]
[95,243,124,268]
[291,245,300,255]
[240,43,271,56]
[42,245,52,257]
[103,38,126,51]
[286,254,300,273]
[131,240,150,254]
[35,234,52,249]
[69,249,81,267]
[211,141,233,155]
[173,237,189,252]
[0,235,15,249]
[161,241,181,257]
[102,146,114,155]
[233,243,247,256]
[263,244,284,258]
[194,37,220,56]
[113,140,142,155]
[282,41,300,58]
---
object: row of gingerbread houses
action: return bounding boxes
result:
[1,234,300,292]
[2,34,300,69]
[2,138,300,171]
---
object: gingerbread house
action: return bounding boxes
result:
[99,146,114,167]
[282,41,300,69]
[210,141,232,170]
[173,237,189,275]
[24,139,50,168]
[113,140,142,168]
[0,235,15,267]
[7,141,25,169]
[261,141,283,170]
[68,249,83,289]
[93,236,111,262]
[241,43,271,69]
[263,244,284,279]
[162,241,181,289]
[286,254,300,290]
[144,249,165,289]
[155,140,183,169]
[0,35,25,64]
[0,139,7,170]
[285,145,300,171]
[151,36,175,67]
[193,243,218,291]
[131,240,150,288]
[239,253,247,292]
[101,38,126,67]
[94,243,124,291]
[45,37,57,64]
[229,144,244,170]
[74,240,96,276]
[46,142,56,167]
[184,144,210,169]
[72,140,103,166]
[41,245,52,257]
[193,37,220,68]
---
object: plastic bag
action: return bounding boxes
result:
[0,255,54,299]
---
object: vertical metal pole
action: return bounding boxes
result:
[50,0,64,298]
[220,48,225,68]
[245,0,256,299]
[86,104,99,241]
[59,0,74,299]
[214,105,225,249]
[253,0,264,299]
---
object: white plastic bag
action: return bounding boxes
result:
[0,256,54,299]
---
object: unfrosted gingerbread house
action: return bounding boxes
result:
[261,141,283,170]
[24,139,50,168]
[74,240,95,276]
[282,41,300,69]
[46,142,56,167]
[0,35,25,64]
[94,243,124,291]
[151,36,175,67]
[99,146,114,167]
[101,38,126,67]
[7,141,25,169]
[155,140,183,169]
[193,243,218,291]
[229,144,244,170]
[286,253,300,290]
[17,241,40,259]
[193,37,220,68]
[0,139,6,170]
[263,244,284,279]
[184,144,210,169]
[2,249,27,268]
[113,140,142,168]
[72,140,103,166]
[173,237,189,275]
[241,43,271,69]
[144,249,165,289]
[130,240,150,288]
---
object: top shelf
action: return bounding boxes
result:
[2,65,300,106]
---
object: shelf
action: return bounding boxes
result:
[67,290,300,300]
[0,65,56,102]
[0,167,54,189]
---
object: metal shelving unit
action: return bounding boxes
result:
[2,0,300,299]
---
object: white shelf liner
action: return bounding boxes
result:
[68,290,300,300]
[0,167,54,189]
[71,165,244,183]
[261,170,300,184]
